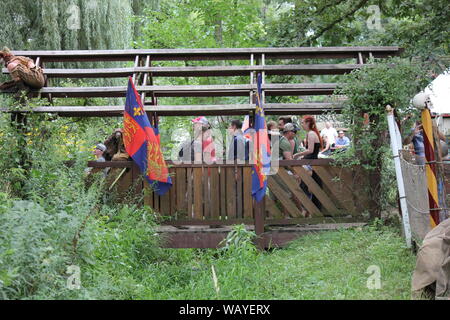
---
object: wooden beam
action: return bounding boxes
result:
[9,46,402,62]
[0,83,337,98]
[2,64,363,78]
[82,159,334,169]
[0,102,343,117]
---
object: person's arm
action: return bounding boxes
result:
[283,150,293,160]
[344,137,350,146]
[321,140,330,153]
[295,132,315,157]
[26,57,36,69]
[279,138,293,160]
[6,62,21,82]
[193,140,202,163]
[438,130,446,142]
[403,125,421,145]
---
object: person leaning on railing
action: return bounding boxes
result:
[0,47,45,91]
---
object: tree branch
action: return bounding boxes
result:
[301,0,370,45]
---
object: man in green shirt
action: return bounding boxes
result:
[279,123,298,160]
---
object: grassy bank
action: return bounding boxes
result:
[134,224,415,300]
[74,222,415,300]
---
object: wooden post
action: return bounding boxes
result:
[132,162,143,204]
[254,197,265,249]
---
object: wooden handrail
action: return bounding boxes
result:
[87,159,334,168]
[2,64,364,78]
[9,46,402,62]
[1,102,342,117]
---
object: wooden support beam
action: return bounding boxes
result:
[2,64,364,78]
[9,46,402,62]
[0,102,343,117]
[0,83,337,98]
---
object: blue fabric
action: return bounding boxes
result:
[411,129,425,157]
[124,78,172,196]
[251,73,271,202]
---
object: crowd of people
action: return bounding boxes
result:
[174,115,350,164]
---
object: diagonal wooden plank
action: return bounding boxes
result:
[267,176,303,218]
[276,168,322,217]
[265,196,283,219]
[312,166,356,214]
[291,166,341,215]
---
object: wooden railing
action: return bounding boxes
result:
[1,46,402,117]
[88,159,372,227]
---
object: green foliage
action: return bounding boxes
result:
[331,58,429,210]
[334,58,428,169]
[136,0,266,49]
[137,225,415,299]
[219,224,257,256]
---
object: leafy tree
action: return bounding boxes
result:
[334,58,430,214]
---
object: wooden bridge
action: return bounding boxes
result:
[1,46,402,248]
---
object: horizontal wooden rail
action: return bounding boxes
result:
[2,64,363,78]
[87,159,334,168]
[9,46,402,62]
[0,83,337,98]
[1,102,343,117]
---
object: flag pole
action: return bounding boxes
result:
[421,106,440,227]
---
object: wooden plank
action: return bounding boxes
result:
[243,167,253,219]
[1,102,343,117]
[226,167,237,219]
[326,166,357,211]
[193,167,203,219]
[2,64,362,78]
[267,176,303,218]
[275,168,322,217]
[236,167,243,219]
[0,83,337,98]
[143,180,154,209]
[265,196,283,218]
[160,215,367,226]
[9,46,402,62]
[291,166,341,215]
[210,167,220,219]
[203,167,210,219]
[220,167,227,219]
[312,166,356,214]
[187,167,193,218]
[159,189,171,216]
[169,167,176,215]
[153,191,160,213]
[176,168,187,214]
[84,159,333,168]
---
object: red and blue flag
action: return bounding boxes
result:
[251,73,271,202]
[123,77,172,195]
